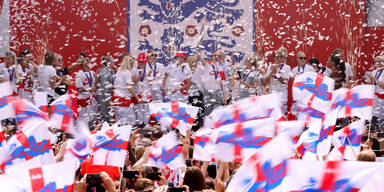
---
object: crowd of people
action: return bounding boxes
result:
[1,45,384,191]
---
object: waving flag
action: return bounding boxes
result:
[296,122,321,160]
[329,119,365,160]
[0,120,55,170]
[47,95,74,132]
[275,121,305,144]
[1,159,79,191]
[297,106,325,128]
[316,106,340,157]
[293,72,335,113]
[91,125,131,168]
[150,101,199,136]
[11,97,48,127]
[226,134,296,192]
[214,118,275,162]
[331,85,374,119]
[146,131,185,170]
[0,82,15,121]
[205,93,284,129]
[192,128,216,161]
[282,160,384,191]
[33,92,48,113]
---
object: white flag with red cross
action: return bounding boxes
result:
[213,118,276,162]
[282,160,384,191]
[0,120,55,171]
[91,125,131,168]
[0,159,79,191]
[205,93,284,130]
[192,127,216,162]
[316,106,340,157]
[328,119,365,161]
[293,72,335,113]
[33,92,48,113]
[275,120,305,144]
[331,85,374,119]
[149,101,199,136]
[146,131,185,170]
[226,134,296,192]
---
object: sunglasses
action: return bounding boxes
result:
[297,57,306,60]
[150,54,158,57]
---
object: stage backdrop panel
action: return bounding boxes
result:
[0,0,10,54]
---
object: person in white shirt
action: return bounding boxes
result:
[216,50,234,103]
[0,51,18,94]
[132,52,152,125]
[75,53,97,127]
[37,51,61,104]
[263,47,291,113]
[147,50,165,103]
[333,48,354,83]
[16,51,37,102]
[113,55,139,126]
[162,51,192,103]
[292,51,314,76]
[308,57,331,76]
[367,56,384,133]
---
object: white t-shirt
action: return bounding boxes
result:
[165,63,192,91]
[114,70,133,98]
[266,63,291,102]
[146,62,165,86]
[37,64,56,95]
[75,70,96,99]
[292,64,314,76]
[131,67,151,96]
[344,62,354,82]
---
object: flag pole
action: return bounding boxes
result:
[346,136,358,159]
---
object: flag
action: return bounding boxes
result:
[33,92,48,113]
[331,85,374,119]
[64,120,92,163]
[205,93,284,129]
[226,134,296,192]
[214,118,275,162]
[150,101,199,136]
[329,119,365,160]
[293,72,334,113]
[0,120,55,170]
[0,159,79,191]
[275,120,305,144]
[192,128,216,161]
[0,82,15,121]
[282,160,384,191]
[296,106,325,128]
[47,94,75,132]
[11,97,48,127]
[91,125,131,168]
[146,131,185,170]
[296,122,321,160]
[316,106,340,157]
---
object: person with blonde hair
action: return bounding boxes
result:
[264,47,291,113]
[113,54,140,126]
[0,51,19,94]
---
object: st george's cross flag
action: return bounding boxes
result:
[0,120,55,171]
[64,121,92,163]
[0,82,15,121]
[214,118,275,162]
[91,125,131,168]
[192,127,216,162]
[11,97,48,127]
[150,101,199,136]
[296,106,326,128]
[293,72,335,113]
[205,93,284,129]
[275,120,305,144]
[0,159,79,191]
[328,119,365,161]
[281,160,384,191]
[226,134,296,192]
[47,94,75,132]
[146,131,185,170]
[296,122,322,161]
[331,85,375,119]
[316,106,340,157]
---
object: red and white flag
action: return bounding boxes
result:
[226,134,296,192]
[296,122,322,160]
[33,92,48,113]
[1,159,79,191]
[328,119,365,161]
[0,120,55,170]
[149,101,199,136]
[91,125,131,168]
[293,72,334,113]
[316,106,340,157]
[47,94,75,132]
[146,131,185,170]
[331,85,374,119]
[282,160,384,191]
[214,118,275,162]
[0,82,15,121]
[192,128,216,162]
[205,93,284,129]
[11,97,48,128]
[275,120,305,144]
[64,122,92,163]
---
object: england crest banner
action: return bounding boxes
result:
[129,0,255,63]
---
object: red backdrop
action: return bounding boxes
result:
[7,0,384,80]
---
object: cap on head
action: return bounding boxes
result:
[136,52,148,63]
[175,51,186,60]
